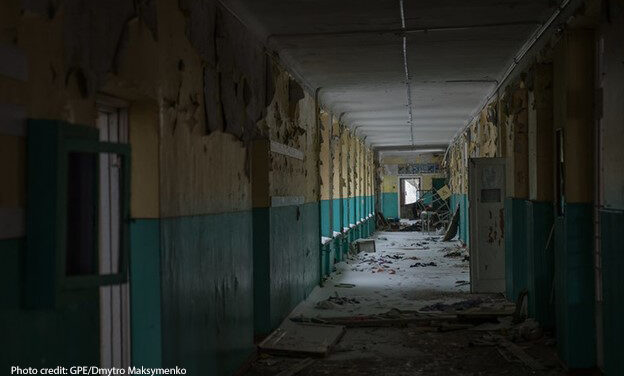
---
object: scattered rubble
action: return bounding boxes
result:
[420,298,486,312]
[316,293,360,309]
[444,250,463,258]
[249,229,563,376]
[410,262,437,268]
[334,283,356,288]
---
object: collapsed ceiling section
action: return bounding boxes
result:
[221,0,558,150]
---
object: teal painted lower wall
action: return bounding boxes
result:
[505,198,528,302]
[601,209,624,376]
[321,242,331,277]
[130,219,162,367]
[321,218,375,277]
[324,196,376,282]
[331,199,342,233]
[1,198,374,375]
[382,192,398,219]
[320,200,331,237]
[1,221,164,371]
[0,238,100,369]
[526,201,555,329]
[330,196,374,229]
[253,207,271,335]
[161,211,254,376]
[269,202,320,330]
[554,203,596,369]
[348,197,355,225]
[342,198,349,227]
[450,194,469,244]
[0,237,22,310]
[254,202,320,335]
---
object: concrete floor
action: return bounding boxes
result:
[245,231,565,375]
[292,230,472,317]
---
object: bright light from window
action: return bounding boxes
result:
[404,179,419,204]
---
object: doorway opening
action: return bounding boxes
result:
[399,177,420,219]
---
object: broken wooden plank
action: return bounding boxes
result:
[493,335,545,371]
[456,307,516,323]
[291,312,459,328]
[258,321,345,357]
[496,346,517,363]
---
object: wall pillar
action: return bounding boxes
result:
[504,82,530,302]
[598,2,624,373]
[526,64,555,329]
[552,29,596,369]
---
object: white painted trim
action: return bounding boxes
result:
[270,141,304,160]
[0,44,28,81]
[0,207,25,239]
[271,195,304,207]
[0,103,26,137]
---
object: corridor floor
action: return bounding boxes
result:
[244,231,565,375]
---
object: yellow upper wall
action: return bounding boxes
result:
[266,72,319,203]
[382,175,398,193]
[149,0,251,216]
[319,111,332,201]
[331,118,342,200]
[129,102,159,218]
[1,0,378,218]
[380,153,446,194]
[447,100,499,195]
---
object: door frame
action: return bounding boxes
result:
[397,175,421,219]
[96,95,131,368]
[468,157,506,293]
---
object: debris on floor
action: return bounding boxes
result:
[353,238,376,253]
[494,334,546,371]
[247,230,564,376]
[258,321,345,357]
[442,205,460,241]
[315,293,360,309]
[420,298,487,312]
[410,261,437,267]
[334,283,356,288]
[291,308,457,329]
[399,220,422,232]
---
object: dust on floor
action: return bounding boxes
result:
[244,231,564,376]
[290,231,473,318]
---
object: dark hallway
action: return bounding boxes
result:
[1,0,623,375]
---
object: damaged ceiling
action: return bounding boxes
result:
[220,0,559,150]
